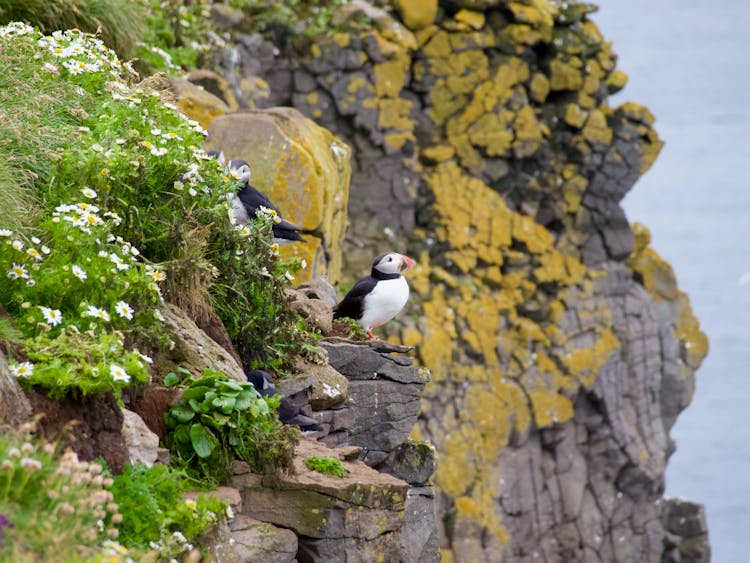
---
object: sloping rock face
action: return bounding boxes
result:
[233,438,410,563]
[210,1,710,560]
[0,351,32,427]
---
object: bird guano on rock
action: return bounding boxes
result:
[333,252,416,339]
[208,150,305,243]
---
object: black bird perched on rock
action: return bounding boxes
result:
[246,369,322,432]
[333,252,415,339]
[208,150,305,243]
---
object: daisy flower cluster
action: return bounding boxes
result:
[34,27,129,80]
[0,191,163,395]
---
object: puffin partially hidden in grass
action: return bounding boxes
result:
[246,370,322,432]
[333,252,416,339]
[208,150,305,243]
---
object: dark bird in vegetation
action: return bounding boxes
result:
[333,252,415,339]
[246,369,322,432]
[208,150,305,243]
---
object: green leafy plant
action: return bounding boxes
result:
[0,22,307,391]
[110,463,226,559]
[304,456,348,478]
[0,427,129,561]
[164,369,298,485]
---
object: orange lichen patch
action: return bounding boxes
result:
[393,0,438,31]
[564,103,587,128]
[422,144,456,162]
[377,97,413,130]
[549,57,584,91]
[467,113,513,157]
[373,56,410,98]
[581,108,613,146]
[454,9,485,30]
[528,389,574,426]
[512,105,546,158]
[528,72,550,103]
[422,29,452,57]
[436,428,479,497]
[561,328,620,388]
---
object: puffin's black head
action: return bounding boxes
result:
[206,149,226,165]
[371,252,416,276]
[246,369,275,391]
[227,158,252,184]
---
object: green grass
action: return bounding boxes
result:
[0,0,146,58]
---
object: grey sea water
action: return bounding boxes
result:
[594,2,750,561]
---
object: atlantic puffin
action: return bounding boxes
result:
[333,252,416,339]
[208,150,305,243]
[246,370,322,432]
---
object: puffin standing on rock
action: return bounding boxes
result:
[208,150,305,243]
[333,252,416,339]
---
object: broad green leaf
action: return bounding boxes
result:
[174,424,191,445]
[212,396,236,411]
[217,380,244,392]
[234,390,254,411]
[209,412,231,426]
[170,405,196,423]
[189,398,209,414]
[190,423,217,458]
[182,386,210,401]
[163,372,180,387]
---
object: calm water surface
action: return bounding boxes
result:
[594,2,750,561]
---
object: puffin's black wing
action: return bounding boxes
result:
[238,185,305,242]
[237,184,278,215]
[333,275,378,321]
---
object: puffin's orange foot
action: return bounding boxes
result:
[367,329,376,340]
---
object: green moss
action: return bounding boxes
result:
[304,456,348,478]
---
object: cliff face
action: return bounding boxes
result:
[205,1,709,560]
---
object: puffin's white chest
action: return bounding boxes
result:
[359,276,409,330]
[229,193,250,224]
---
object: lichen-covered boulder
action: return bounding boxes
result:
[168,77,229,131]
[205,108,351,283]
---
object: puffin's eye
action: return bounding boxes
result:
[388,257,393,262]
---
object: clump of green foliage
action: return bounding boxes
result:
[233,0,346,42]
[0,0,146,58]
[0,426,127,560]
[110,463,227,559]
[164,369,298,485]
[304,455,348,477]
[0,22,305,397]
[135,0,227,75]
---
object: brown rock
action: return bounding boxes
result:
[168,77,229,131]
[121,408,160,467]
[0,351,32,427]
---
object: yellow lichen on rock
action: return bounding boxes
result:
[393,0,438,31]
[205,108,351,282]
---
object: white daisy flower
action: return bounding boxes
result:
[26,248,43,261]
[0,229,12,236]
[81,188,98,199]
[41,245,51,254]
[11,239,24,251]
[109,364,130,383]
[7,263,28,280]
[109,253,129,271]
[11,361,34,378]
[149,270,166,282]
[31,236,41,244]
[284,271,295,282]
[84,305,110,321]
[39,306,63,326]
[114,301,134,320]
[72,265,87,281]
[150,146,167,157]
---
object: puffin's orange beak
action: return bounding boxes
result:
[400,254,416,272]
